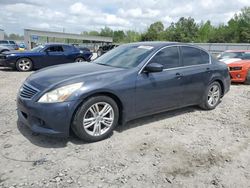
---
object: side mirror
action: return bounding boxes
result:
[144,63,163,73]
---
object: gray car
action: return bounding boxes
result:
[17,42,230,142]
[0,40,19,50]
[0,45,10,53]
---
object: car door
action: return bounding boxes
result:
[178,46,211,106]
[43,45,66,67]
[135,46,184,117]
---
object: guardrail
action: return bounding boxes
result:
[193,43,250,54]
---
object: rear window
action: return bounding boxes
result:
[181,46,210,66]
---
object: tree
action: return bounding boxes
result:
[141,21,165,41]
[100,26,113,37]
[113,30,125,43]
[196,21,214,42]
[165,17,199,42]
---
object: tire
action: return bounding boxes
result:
[16,58,33,71]
[97,50,102,57]
[75,57,85,62]
[244,70,250,85]
[199,81,222,110]
[72,96,119,142]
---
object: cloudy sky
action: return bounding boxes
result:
[0,0,249,35]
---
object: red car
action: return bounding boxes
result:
[228,60,250,84]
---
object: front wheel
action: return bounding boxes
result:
[199,81,222,110]
[72,96,119,142]
[16,58,33,71]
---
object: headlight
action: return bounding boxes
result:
[38,82,83,103]
[230,66,242,71]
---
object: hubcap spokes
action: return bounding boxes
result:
[76,58,84,62]
[83,102,114,136]
[208,85,220,106]
[19,60,30,70]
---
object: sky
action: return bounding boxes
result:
[0,0,250,35]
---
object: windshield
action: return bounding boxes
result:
[31,45,45,52]
[94,45,154,68]
[218,52,242,59]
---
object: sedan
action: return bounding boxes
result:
[17,42,230,142]
[0,43,93,71]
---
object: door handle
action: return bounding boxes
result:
[175,72,183,79]
[206,67,211,73]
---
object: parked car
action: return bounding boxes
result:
[227,60,250,84]
[18,43,26,51]
[0,40,19,50]
[0,45,10,53]
[17,42,230,142]
[0,43,93,71]
[97,44,118,57]
[217,50,250,64]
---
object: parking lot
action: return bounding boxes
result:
[0,67,249,187]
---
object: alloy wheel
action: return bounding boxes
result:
[83,102,114,136]
[207,84,220,107]
[75,58,84,62]
[18,59,31,71]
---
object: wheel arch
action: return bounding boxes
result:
[211,79,225,97]
[70,91,124,133]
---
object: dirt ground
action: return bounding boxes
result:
[0,67,249,188]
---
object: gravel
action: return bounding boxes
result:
[0,67,249,187]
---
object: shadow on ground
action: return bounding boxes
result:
[17,106,198,148]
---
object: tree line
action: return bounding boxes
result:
[82,7,250,43]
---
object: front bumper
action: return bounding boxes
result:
[17,96,79,137]
[0,58,16,68]
[229,70,247,83]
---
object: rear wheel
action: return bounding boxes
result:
[16,58,33,71]
[72,96,119,142]
[199,81,222,110]
[244,70,250,85]
[75,57,85,62]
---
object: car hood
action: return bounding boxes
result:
[3,50,40,55]
[228,60,250,67]
[219,58,242,64]
[26,62,124,90]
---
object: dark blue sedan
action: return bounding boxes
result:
[0,43,93,71]
[17,42,230,142]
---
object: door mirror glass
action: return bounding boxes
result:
[144,63,163,73]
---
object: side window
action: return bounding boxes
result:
[181,46,209,66]
[149,47,180,69]
[200,50,210,64]
[9,41,16,44]
[47,46,64,52]
[63,45,73,52]
[242,52,250,60]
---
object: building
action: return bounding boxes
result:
[24,29,113,50]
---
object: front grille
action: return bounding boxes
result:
[0,55,6,60]
[20,84,39,99]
